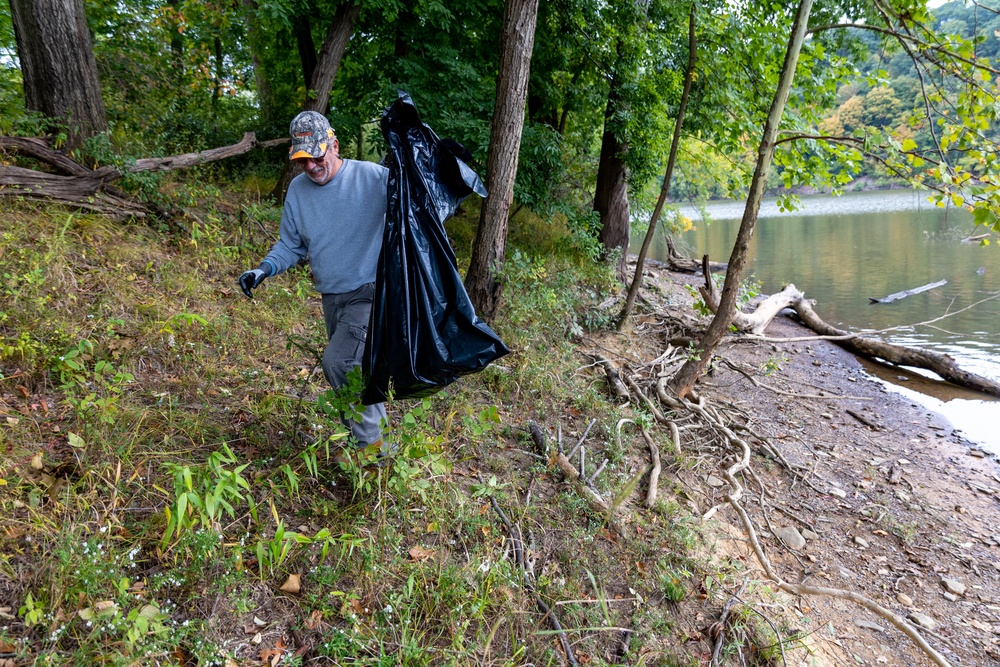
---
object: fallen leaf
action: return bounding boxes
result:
[251,632,262,644]
[303,609,323,630]
[0,640,14,652]
[348,598,365,617]
[68,432,86,449]
[7,416,20,426]
[16,385,29,399]
[30,452,43,470]
[279,573,301,594]
[259,646,282,666]
[409,545,434,561]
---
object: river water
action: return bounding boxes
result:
[635,189,1000,451]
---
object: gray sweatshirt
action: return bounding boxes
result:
[262,159,388,294]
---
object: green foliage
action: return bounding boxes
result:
[53,339,135,427]
[161,443,253,547]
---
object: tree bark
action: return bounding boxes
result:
[9,0,107,147]
[669,0,814,398]
[594,78,630,282]
[271,1,360,203]
[617,5,696,328]
[465,0,540,320]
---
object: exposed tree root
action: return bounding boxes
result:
[586,350,955,666]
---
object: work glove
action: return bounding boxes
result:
[238,266,269,299]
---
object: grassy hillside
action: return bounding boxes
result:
[0,188,732,666]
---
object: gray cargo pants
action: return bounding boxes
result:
[321,283,386,446]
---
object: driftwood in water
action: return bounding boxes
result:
[0,133,287,219]
[791,299,1000,397]
[698,272,1000,398]
[869,279,947,304]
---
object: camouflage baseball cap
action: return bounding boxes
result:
[288,111,336,160]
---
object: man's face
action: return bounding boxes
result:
[295,138,340,185]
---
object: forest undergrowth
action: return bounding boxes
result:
[0,180,797,667]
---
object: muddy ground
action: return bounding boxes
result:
[590,260,1000,666]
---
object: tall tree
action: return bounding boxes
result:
[594,74,630,281]
[9,0,107,146]
[270,0,360,202]
[669,0,815,398]
[617,3,697,328]
[465,0,540,320]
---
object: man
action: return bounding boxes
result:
[238,110,388,455]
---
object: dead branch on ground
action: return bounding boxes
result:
[1,133,287,220]
[485,491,578,667]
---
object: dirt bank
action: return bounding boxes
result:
[593,260,1000,665]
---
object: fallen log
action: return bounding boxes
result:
[591,353,630,403]
[0,132,287,220]
[699,256,804,335]
[869,279,947,304]
[705,285,1000,396]
[698,276,1000,398]
[791,299,1000,397]
[665,237,727,274]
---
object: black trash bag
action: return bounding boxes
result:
[362,92,509,405]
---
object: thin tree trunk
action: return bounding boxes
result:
[9,0,107,147]
[617,5,696,329]
[465,0,540,320]
[304,1,359,113]
[594,78,630,282]
[242,0,275,131]
[669,0,815,398]
[293,15,317,90]
[271,1,360,203]
[212,36,224,108]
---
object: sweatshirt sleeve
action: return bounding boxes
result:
[262,198,308,277]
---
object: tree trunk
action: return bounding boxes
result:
[9,0,107,147]
[212,36,224,108]
[165,0,184,84]
[618,4,696,329]
[669,0,814,398]
[594,80,630,282]
[242,0,275,132]
[465,0,540,320]
[293,15,317,90]
[271,1,360,203]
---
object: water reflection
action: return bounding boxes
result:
[637,190,1000,451]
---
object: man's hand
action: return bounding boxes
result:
[238,267,268,299]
